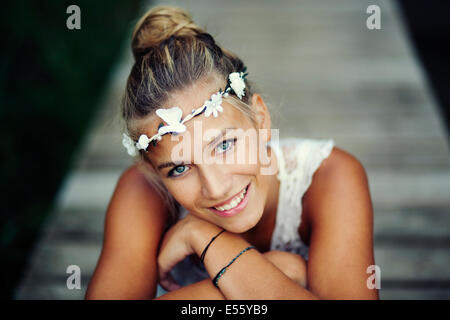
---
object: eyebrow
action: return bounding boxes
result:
[156,127,237,170]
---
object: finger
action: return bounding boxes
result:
[157,237,193,287]
[159,272,181,292]
[157,252,183,288]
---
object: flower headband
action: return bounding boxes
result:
[122,68,248,156]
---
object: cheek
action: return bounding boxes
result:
[233,137,267,172]
[230,162,260,177]
[166,181,198,208]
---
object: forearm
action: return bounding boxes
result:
[155,278,225,300]
[191,223,319,300]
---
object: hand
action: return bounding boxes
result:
[157,214,218,291]
[263,250,308,288]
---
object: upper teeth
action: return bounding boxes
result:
[214,187,247,211]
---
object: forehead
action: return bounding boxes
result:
[142,80,251,165]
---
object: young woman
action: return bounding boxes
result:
[85,6,378,300]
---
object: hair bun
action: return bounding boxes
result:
[132,6,204,59]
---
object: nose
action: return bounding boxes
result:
[198,164,232,201]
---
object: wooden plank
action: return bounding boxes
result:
[18,243,101,285]
[44,208,105,236]
[367,169,450,207]
[380,288,450,300]
[374,247,450,280]
[261,86,436,114]
[76,133,450,170]
[85,108,446,141]
[15,283,85,300]
[374,207,450,248]
[16,281,450,300]
[15,240,450,300]
[277,112,444,137]
[18,239,450,280]
[56,167,450,213]
[56,169,123,211]
[44,203,450,243]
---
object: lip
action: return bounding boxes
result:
[208,183,251,218]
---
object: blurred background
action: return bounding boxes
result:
[2,0,449,300]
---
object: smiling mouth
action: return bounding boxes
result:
[208,183,251,217]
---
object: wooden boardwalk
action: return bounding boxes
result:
[15,0,450,299]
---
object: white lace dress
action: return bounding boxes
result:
[269,137,335,259]
[155,137,335,297]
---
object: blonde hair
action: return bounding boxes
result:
[121,5,259,223]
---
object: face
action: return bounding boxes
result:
[143,76,275,233]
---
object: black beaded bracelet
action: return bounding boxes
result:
[200,229,226,264]
[212,245,255,288]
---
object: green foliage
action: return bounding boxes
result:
[0,0,140,298]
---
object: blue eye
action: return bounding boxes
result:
[168,165,189,177]
[216,138,237,154]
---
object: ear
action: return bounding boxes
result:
[251,93,272,142]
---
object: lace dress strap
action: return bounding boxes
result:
[270,138,335,258]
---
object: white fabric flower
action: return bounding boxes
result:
[156,106,187,135]
[229,72,246,99]
[204,92,224,118]
[121,71,249,156]
[136,134,150,150]
[122,133,138,156]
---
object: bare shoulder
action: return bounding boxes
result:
[317,146,365,175]
[114,163,165,208]
[302,146,371,226]
[107,163,169,230]
[301,146,377,299]
[86,164,168,299]
[116,163,155,191]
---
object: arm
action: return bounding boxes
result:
[85,165,169,299]
[157,148,378,300]
[156,250,308,300]
[186,223,318,300]
[186,148,377,299]
[85,164,306,300]
[303,147,379,299]
[157,214,318,300]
